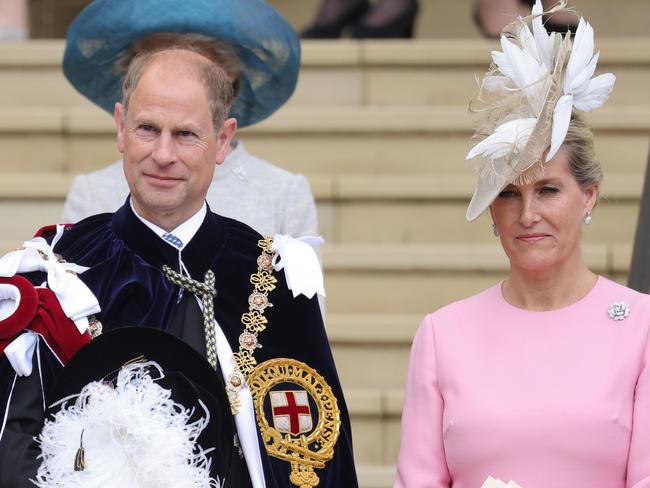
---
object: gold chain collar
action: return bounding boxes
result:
[226,237,278,415]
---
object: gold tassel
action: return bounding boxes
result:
[74,429,86,471]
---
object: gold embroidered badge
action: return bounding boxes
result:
[247,358,341,488]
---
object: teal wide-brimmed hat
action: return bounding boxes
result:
[63,0,300,128]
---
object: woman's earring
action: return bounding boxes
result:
[492,223,499,236]
[584,212,593,225]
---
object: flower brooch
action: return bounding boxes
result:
[608,301,630,321]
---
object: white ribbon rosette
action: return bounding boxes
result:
[270,234,325,299]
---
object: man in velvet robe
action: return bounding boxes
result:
[0,44,357,487]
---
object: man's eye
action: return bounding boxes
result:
[177,130,196,138]
[136,124,155,132]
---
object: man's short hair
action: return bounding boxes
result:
[117,32,244,97]
[121,45,235,131]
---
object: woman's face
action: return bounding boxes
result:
[489,147,598,274]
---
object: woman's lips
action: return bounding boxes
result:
[517,233,549,242]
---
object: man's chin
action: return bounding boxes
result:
[132,194,182,216]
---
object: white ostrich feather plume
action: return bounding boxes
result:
[466,117,537,161]
[464,0,615,220]
[546,17,615,161]
[34,361,221,488]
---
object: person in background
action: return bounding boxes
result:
[474,0,577,38]
[0,0,28,39]
[62,0,318,241]
[302,0,419,38]
[395,2,650,486]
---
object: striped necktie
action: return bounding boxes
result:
[162,233,183,249]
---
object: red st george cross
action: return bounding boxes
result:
[270,390,312,435]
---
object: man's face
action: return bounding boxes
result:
[115,52,236,230]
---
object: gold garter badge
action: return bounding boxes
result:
[248,358,341,488]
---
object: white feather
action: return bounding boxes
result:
[482,74,512,93]
[466,118,537,161]
[518,22,540,64]
[566,50,599,96]
[531,0,553,69]
[572,73,616,111]
[494,37,546,98]
[34,361,220,488]
[564,18,594,93]
[547,94,573,161]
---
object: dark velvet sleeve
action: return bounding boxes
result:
[0,355,44,488]
[211,216,360,487]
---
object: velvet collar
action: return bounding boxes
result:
[112,199,227,278]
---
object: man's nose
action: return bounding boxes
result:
[151,132,175,165]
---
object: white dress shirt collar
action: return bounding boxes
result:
[129,199,207,250]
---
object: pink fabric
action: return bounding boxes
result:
[395,277,650,488]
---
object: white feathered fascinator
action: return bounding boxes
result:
[34,361,222,488]
[465,0,615,221]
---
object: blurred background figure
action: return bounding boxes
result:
[474,0,578,38]
[302,0,419,38]
[300,0,579,40]
[0,0,28,39]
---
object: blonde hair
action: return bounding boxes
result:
[563,112,603,192]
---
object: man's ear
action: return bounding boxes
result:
[115,102,126,154]
[215,117,237,165]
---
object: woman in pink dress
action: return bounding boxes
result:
[395,2,650,487]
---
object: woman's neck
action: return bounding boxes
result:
[503,258,598,311]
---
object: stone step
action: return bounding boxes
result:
[328,314,417,390]
[0,172,644,246]
[268,0,650,39]
[315,173,642,246]
[296,39,650,108]
[355,465,395,488]
[321,243,629,315]
[0,105,647,175]
[344,386,403,466]
[0,39,648,108]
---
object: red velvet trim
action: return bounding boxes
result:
[33,224,58,239]
[33,223,73,239]
[33,288,91,363]
[0,276,39,341]
[0,276,91,364]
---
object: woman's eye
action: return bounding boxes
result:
[498,190,517,198]
[540,186,559,194]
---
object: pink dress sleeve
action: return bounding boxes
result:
[627,326,650,488]
[394,315,451,488]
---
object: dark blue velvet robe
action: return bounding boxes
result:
[46,201,359,487]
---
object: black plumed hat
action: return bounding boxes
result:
[35,327,233,487]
